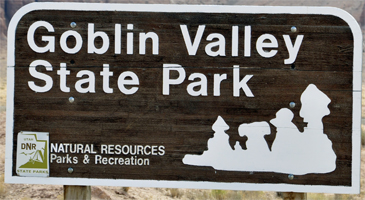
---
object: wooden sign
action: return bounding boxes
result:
[5,3,362,194]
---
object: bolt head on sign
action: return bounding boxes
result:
[5,3,362,194]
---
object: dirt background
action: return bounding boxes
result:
[0,0,365,199]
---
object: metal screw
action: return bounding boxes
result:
[289,102,295,108]
[69,97,75,103]
[70,22,77,28]
[68,167,74,174]
[291,26,297,32]
[288,174,294,180]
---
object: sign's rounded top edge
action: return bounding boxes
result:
[8,2,361,33]
[7,2,362,67]
[8,2,362,16]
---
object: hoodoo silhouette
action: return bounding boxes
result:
[183,84,336,175]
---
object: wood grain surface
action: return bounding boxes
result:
[11,10,353,186]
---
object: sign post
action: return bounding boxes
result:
[5,3,362,194]
[64,185,90,200]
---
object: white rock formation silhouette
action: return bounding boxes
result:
[183,84,336,175]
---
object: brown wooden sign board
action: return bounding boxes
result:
[5,3,362,194]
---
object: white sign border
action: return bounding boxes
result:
[5,2,362,194]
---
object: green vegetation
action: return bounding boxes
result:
[166,189,280,200]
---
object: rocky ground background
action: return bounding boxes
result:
[0,0,365,199]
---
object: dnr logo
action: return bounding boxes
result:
[16,131,49,177]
